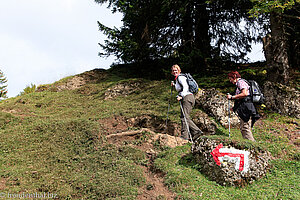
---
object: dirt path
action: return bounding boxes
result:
[137,165,176,200]
[106,128,187,200]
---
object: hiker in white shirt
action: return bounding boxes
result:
[171,64,203,141]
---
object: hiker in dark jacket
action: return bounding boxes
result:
[226,71,259,141]
[171,64,203,141]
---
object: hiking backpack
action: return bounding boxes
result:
[178,73,199,94]
[242,79,265,104]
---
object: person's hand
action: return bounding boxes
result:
[177,96,182,101]
[171,81,174,86]
[226,93,232,100]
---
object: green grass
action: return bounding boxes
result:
[154,145,299,200]
[0,116,146,199]
[0,67,298,199]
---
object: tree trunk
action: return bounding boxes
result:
[193,0,211,72]
[285,3,300,75]
[194,0,210,55]
[263,12,290,85]
[181,2,194,53]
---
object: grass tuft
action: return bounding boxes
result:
[0,67,298,199]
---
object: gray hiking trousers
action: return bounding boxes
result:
[180,94,202,140]
[239,118,255,141]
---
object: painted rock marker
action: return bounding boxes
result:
[211,143,250,172]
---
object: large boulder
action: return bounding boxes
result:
[149,133,188,148]
[191,137,272,187]
[195,88,239,128]
[264,81,300,118]
[193,111,218,135]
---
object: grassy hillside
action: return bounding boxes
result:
[0,68,298,199]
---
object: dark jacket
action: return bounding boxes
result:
[233,98,260,127]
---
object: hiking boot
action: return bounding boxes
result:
[192,131,203,141]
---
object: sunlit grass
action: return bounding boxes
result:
[0,66,298,199]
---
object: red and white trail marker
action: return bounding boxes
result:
[210,143,250,172]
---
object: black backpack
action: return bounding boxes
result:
[178,73,199,94]
[242,79,265,104]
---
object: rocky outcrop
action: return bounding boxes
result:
[195,88,239,128]
[191,137,271,187]
[104,79,145,100]
[129,115,181,137]
[193,111,218,135]
[149,133,188,148]
[264,81,300,118]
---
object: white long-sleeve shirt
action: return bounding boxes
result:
[175,74,192,97]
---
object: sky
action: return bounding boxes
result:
[0,0,122,97]
[0,0,265,98]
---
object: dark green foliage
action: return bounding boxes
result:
[249,0,299,84]
[95,0,269,74]
[0,70,8,99]
[284,2,300,72]
[19,84,37,96]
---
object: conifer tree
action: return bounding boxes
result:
[95,0,267,74]
[249,0,299,84]
[0,70,8,99]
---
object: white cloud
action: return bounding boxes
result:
[0,0,264,97]
[0,33,71,96]
[0,0,122,97]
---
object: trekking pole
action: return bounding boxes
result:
[179,101,193,143]
[165,81,174,128]
[227,93,231,137]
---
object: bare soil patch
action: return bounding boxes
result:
[99,115,132,135]
[99,114,181,137]
[37,68,108,92]
[0,178,6,190]
[137,165,176,200]
[101,115,187,200]
[106,130,186,200]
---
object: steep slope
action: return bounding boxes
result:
[0,68,298,199]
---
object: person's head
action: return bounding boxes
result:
[228,71,241,84]
[171,64,181,76]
